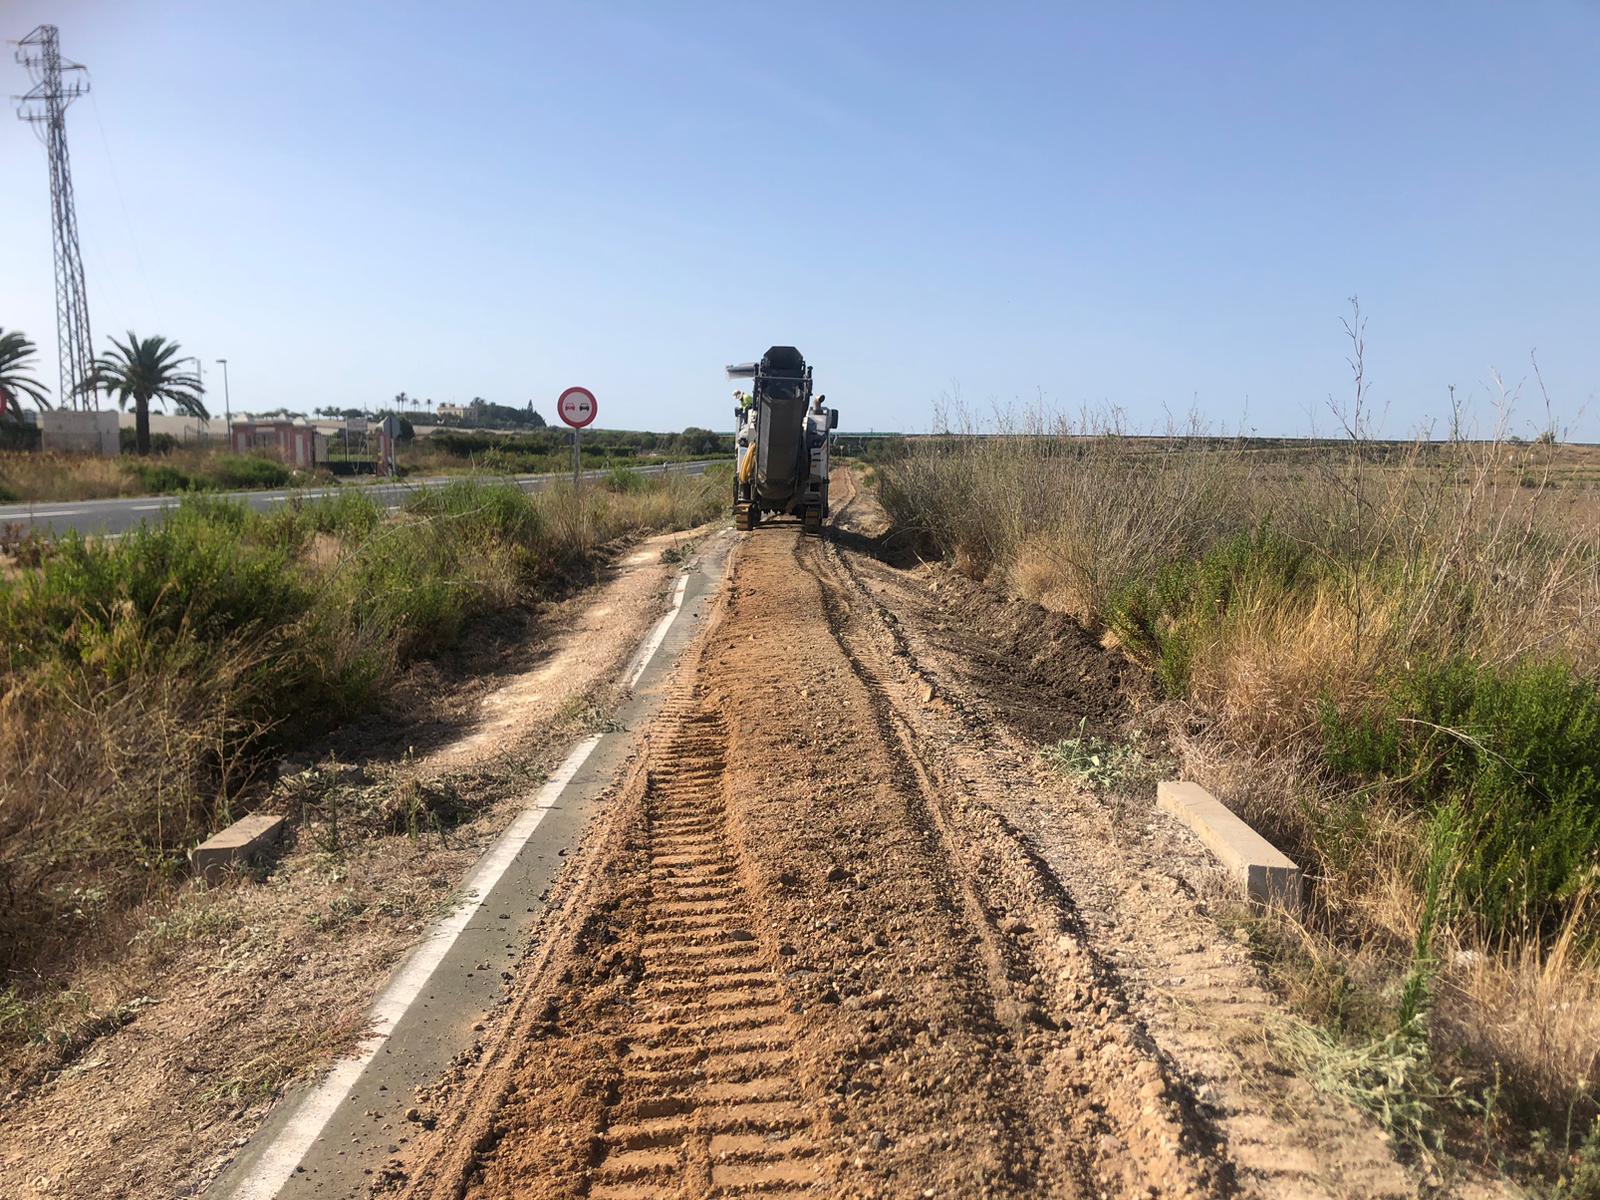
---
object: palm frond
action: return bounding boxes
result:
[0,328,53,407]
[86,331,208,418]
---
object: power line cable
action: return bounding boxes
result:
[88,88,162,329]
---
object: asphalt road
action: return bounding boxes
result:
[0,460,717,538]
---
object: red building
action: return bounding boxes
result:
[230,421,327,469]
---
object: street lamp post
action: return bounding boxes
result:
[215,358,232,436]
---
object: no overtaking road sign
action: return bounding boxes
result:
[558,386,597,429]
[558,386,597,490]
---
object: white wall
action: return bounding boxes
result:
[40,410,120,456]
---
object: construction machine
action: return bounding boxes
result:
[727,346,838,534]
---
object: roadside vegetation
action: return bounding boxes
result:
[0,428,732,504]
[0,468,726,1068]
[397,426,732,477]
[0,447,307,503]
[4,321,731,503]
[877,370,1600,1185]
[1,324,286,502]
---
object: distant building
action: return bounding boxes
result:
[436,403,467,420]
[231,420,328,469]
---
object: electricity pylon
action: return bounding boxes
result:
[14,25,97,410]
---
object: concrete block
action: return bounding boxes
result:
[1157,781,1301,909]
[190,813,287,885]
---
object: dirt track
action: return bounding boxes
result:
[381,471,1410,1199]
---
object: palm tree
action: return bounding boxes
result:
[87,332,207,455]
[0,329,51,420]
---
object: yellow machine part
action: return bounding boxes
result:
[739,438,758,484]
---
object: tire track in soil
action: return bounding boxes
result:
[389,685,822,1200]
[796,529,1224,1200]
[822,468,1421,1199]
[588,701,819,1199]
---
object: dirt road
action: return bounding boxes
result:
[378,470,1415,1199]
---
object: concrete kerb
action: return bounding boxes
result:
[190,814,287,885]
[1156,780,1302,910]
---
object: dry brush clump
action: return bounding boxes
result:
[0,446,312,503]
[0,470,726,1054]
[879,414,1600,1132]
[0,450,133,502]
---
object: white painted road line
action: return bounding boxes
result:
[223,552,705,1199]
[226,733,602,1200]
[626,572,691,691]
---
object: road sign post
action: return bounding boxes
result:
[558,386,597,493]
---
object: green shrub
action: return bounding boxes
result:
[1105,525,1312,695]
[207,455,292,490]
[1322,658,1600,934]
[1557,1115,1600,1199]
[0,470,731,999]
[478,446,560,474]
[1279,1017,1470,1156]
[0,501,307,679]
[406,480,546,552]
[119,428,179,454]
[261,489,385,550]
[126,463,198,494]
[123,454,293,495]
[604,466,648,494]
[331,528,465,657]
[1040,722,1161,792]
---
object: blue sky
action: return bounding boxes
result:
[4,1,1597,438]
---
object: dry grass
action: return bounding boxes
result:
[0,656,256,1045]
[1449,897,1600,1113]
[1189,728,1600,1129]
[878,408,1600,1163]
[0,446,311,503]
[0,451,135,501]
[1185,581,1401,751]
